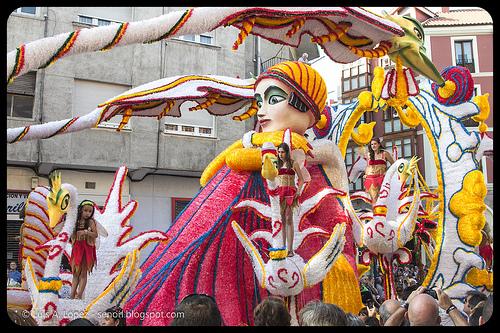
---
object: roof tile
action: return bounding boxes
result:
[423,9,492,26]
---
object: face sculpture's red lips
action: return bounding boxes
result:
[259,119,270,126]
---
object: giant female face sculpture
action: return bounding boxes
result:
[254,61,327,135]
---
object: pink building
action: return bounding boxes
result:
[391,7,493,206]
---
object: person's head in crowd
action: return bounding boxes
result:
[253,296,291,326]
[396,286,404,300]
[346,312,365,326]
[379,299,401,325]
[358,306,368,322]
[402,283,419,301]
[100,306,126,326]
[67,318,95,326]
[402,279,408,290]
[171,293,222,326]
[365,298,376,310]
[463,290,487,316]
[19,200,27,220]
[468,302,484,326]
[407,294,440,326]
[479,294,493,325]
[9,261,18,271]
[365,316,380,326]
[298,300,347,326]
[7,307,37,326]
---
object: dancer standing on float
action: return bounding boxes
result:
[363,138,394,204]
[70,200,98,299]
[276,142,308,257]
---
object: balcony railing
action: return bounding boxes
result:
[260,56,291,73]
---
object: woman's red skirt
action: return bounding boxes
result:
[364,174,385,202]
[364,174,384,192]
[71,240,97,272]
[279,186,297,207]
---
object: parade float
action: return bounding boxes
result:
[7,7,492,326]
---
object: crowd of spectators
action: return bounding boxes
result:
[7,285,492,327]
[162,286,492,327]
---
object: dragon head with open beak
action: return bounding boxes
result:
[385,14,445,87]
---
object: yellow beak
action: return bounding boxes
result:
[48,207,64,229]
[401,156,420,184]
[261,154,278,181]
[400,168,411,185]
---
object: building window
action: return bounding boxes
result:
[199,127,212,135]
[383,107,412,133]
[97,18,111,26]
[383,135,417,160]
[78,15,93,25]
[7,95,34,119]
[15,7,37,15]
[7,71,36,119]
[359,75,367,88]
[351,77,359,90]
[200,35,213,44]
[454,40,475,73]
[343,79,350,92]
[345,145,364,192]
[164,123,214,137]
[78,15,120,26]
[172,197,191,221]
[164,101,215,138]
[342,60,370,93]
[178,34,214,45]
[73,79,132,130]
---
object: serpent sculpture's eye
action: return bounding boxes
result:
[61,193,70,211]
[398,163,405,173]
[414,27,423,41]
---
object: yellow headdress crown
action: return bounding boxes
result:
[255,61,327,122]
[48,171,62,201]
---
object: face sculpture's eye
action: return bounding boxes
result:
[255,94,263,108]
[398,163,405,173]
[60,193,69,211]
[268,95,286,105]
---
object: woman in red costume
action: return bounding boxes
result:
[70,200,98,299]
[363,138,394,203]
[276,142,307,257]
